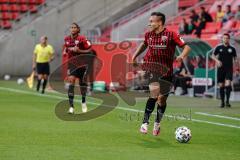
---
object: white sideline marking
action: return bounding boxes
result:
[0,86,240,129]
[195,112,240,121]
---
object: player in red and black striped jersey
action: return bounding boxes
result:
[132,12,191,136]
[63,23,92,114]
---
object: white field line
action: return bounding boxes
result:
[0,86,240,129]
[195,112,240,121]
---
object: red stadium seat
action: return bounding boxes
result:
[29,4,37,13]
[202,22,222,34]
[0,12,11,20]
[10,4,20,12]
[0,20,12,29]
[19,0,28,4]
[167,25,179,32]
[0,0,8,3]
[37,0,46,4]
[0,4,10,11]
[20,4,28,12]
[29,0,39,4]
[9,0,19,3]
[179,0,200,8]
[11,12,20,20]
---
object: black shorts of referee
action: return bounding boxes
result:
[217,67,233,83]
[36,62,50,75]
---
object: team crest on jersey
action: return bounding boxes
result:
[228,48,232,53]
[66,42,69,45]
[179,35,185,43]
[75,40,79,45]
[220,49,223,52]
[161,36,168,42]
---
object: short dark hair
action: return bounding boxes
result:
[151,12,166,25]
[223,33,230,38]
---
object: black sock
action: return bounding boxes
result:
[155,104,167,123]
[220,87,225,104]
[82,96,86,103]
[42,79,48,93]
[68,84,74,107]
[80,82,87,103]
[36,79,41,92]
[143,98,157,124]
[225,86,232,104]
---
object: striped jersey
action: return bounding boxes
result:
[64,35,91,59]
[142,28,185,77]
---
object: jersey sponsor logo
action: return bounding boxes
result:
[86,40,91,46]
[149,44,167,49]
[228,48,232,53]
[161,36,168,42]
[179,35,185,43]
[75,40,79,45]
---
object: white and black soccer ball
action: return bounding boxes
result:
[17,78,24,85]
[4,74,11,81]
[175,126,191,143]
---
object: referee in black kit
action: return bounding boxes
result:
[212,33,237,108]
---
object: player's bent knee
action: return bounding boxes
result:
[219,83,224,87]
[68,76,75,84]
[157,95,167,106]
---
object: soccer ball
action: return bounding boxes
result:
[17,78,24,85]
[4,74,11,80]
[175,126,191,143]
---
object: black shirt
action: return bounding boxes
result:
[213,44,237,70]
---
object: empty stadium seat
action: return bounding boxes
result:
[167,25,179,32]
[202,22,222,34]
[29,4,38,13]
[0,20,12,29]
[0,0,8,4]
[19,0,29,4]
[11,12,20,20]
[9,0,18,3]
[0,12,11,20]
[0,4,9,11]
[0,0,45,30]
[20,4,28,12]
[179,0,200,8]
[10,4,20,12]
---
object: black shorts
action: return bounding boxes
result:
[68,64,87,81]
[217,68,233,83]
[36,62,50,75]
[144,72,173,96]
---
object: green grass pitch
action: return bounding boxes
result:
[0,80,240,160]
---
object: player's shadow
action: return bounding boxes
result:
[134,136,173,148]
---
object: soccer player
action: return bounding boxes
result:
[212,33,237,108]
[63,23,92,114]
[32,36,54,94]
[132,12,191,136]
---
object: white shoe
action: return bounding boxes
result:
[153,122,160,136]
[68,107,74,114]
[82,103,87,113]
[140,123,148,134]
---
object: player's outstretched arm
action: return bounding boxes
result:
[176,45,191,62]
[132,42,147,62]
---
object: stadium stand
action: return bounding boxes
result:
[0,0,45,29]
